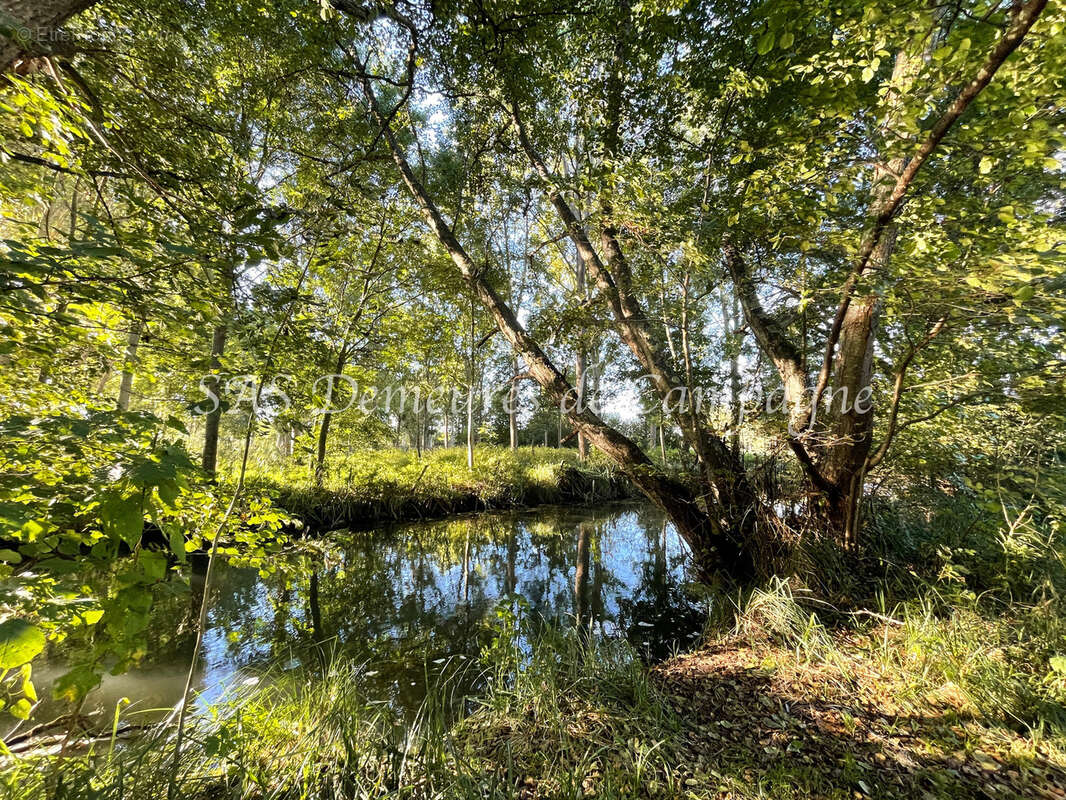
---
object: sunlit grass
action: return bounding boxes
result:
[5,590,1066,799]
[233,447,632,529]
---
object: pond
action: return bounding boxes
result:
[33,502,706,725]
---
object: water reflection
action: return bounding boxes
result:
[38,503,704,722]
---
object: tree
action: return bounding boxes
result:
[321,0,1058,577]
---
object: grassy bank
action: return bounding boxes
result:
[7,477,1065,798]
[236,447,634,532]
[7,584,1065,800]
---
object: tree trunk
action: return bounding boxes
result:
[512,98,764,542]
[809,50,916,544]
[1,0,98,71]
[315,347,348,487]
[575,227,589,460]
[116,319,141,411]
[725,4,1048,546]
[575,349,588,459]
[358,70,750,579]
[201,323,228,475]
[466,294,477,469]
[276,422,292,459]
[721,288,742,457]
[508,357,519,450]
[817,296,878,544]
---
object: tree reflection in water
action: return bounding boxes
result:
[37,503,706,721]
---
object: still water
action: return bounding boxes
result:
[36,502,705,723]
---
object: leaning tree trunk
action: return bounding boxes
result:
[509,98,768,560]
[356,67,751,579]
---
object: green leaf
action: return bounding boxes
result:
[101,492,144,547]
[21,665,37,702]
[10,698,32,719]
[979,156,994,174]
[138,550,168,582]
[157,479,180,508]
[756,31,774,55]
[54,664,101,703]
[0,619,46,669]
[168,524,187,563]
[778,31,794,49]
[1013,285,1036,304]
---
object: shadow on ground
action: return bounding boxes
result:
[654,641,1066,799]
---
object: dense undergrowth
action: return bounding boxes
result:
[234,447,633,531]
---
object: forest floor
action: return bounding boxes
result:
[652,636,1066,799]
[457,579,1066,800]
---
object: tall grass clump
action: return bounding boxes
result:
[729,576,836,664]
[453,604,683,798]
[870,593,1066,733]
[2,660,437,800]
[2,610,685,800]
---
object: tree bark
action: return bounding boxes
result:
[116,319,142,412]
[721,288,742,457]
[200,323,227,475]
[315,346,348,487]
[508,358,519,450]
[466,294,475,470]
[0,0,97,71]
[574,214,589,460]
